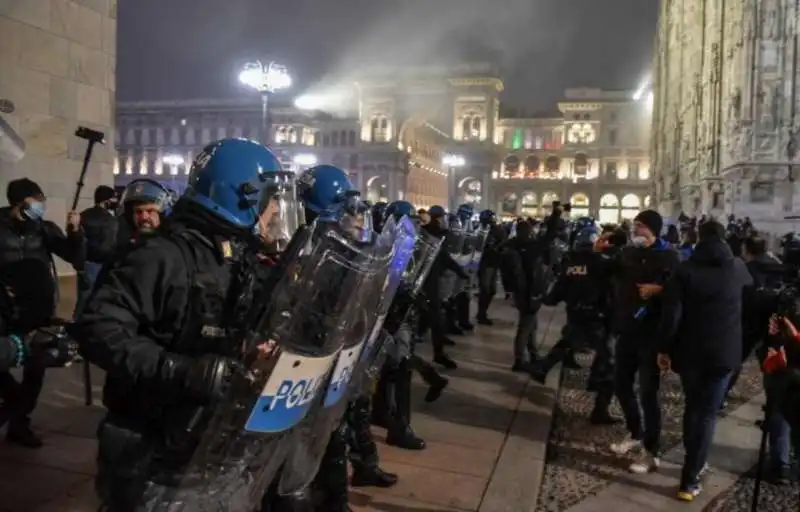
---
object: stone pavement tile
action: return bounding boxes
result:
[379,438,499,478]
[31,478,100,512]
[365,460,487,510]
[564,394,766,512]
[390,416,507,452]
[0,431,96,475]
[0,462,92,512]
[351,490,468,511]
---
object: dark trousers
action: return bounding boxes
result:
[614,334,662,455]
[346,395,378,472]
[513,311,538,364]
[423,298,447,357]
[0,364,45,428]
[764,373,793,470]
[678,367,732,485]
[314,423,349,508]
[477,267,497,318]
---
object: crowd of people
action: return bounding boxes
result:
[467,202,800,502]
[0,137,799,509]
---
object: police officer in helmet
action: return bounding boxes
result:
[531,225,619,425]
[476,209,505,324]
[72,138,288,510]
[116,178,173,247]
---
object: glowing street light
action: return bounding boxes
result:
[293,153,318,166]
[294,95,324,110]
[238,60,292,145]
[443,154,466,209]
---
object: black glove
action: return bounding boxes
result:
[182,354,244,404]
[25,329,79,368]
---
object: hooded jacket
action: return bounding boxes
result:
[658,238,753,371]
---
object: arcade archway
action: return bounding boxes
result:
[599,194,620,224]
[521,192,538,217]
[569,192,590,218]
[541,191,559,216]
[458,177,482,206]
[620,193,642,221]
[366,175,388,203]
[500,192,519,217]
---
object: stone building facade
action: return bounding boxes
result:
[652,0,800,232]
[115,64,654,221]
[0,0,117,273]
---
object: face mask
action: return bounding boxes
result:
[631,235,649,247]
[23,201,45,221]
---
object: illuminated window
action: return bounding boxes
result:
[512,129,523,150]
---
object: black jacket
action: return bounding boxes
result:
[611,239,680,336]
[659,238,753,371]
[742,254,784,351]
[71,223,237,427]
[507,236,551,313]
[0,207,84,332]
[80,205,118,263]
[421,224,467,297]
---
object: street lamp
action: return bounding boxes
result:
[162,153,185,167]
[238,60,292,145]
[443,153,466,210]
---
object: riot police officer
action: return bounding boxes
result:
[530,226,618,425]
[116,178,174,247]
[73,138,290,511]
[476,209,506,325]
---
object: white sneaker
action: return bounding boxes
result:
[629,453,660,474]
[609,437,642,455]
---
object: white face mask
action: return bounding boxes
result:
[631,236,649,247]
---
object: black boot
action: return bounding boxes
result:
[386,362,426,450]
[455,292,474,331]
[588,390,619,425]
[476,291,494,325]
[529,359,552,384]
[351,465,398,488]
[7,417,42,448]
[444,300,464,335]
[425,376,448,403]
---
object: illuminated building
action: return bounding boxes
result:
[652,0,800,232]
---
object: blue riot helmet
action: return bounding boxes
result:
[371,201,388,233]
[385,200,415,223]
[119,179,174,235]
[457,203,474,227]
[574,216,596,231]
[296,164,359,223]
[478,209,496,227]
[183,138,283,231]
[447,212,462,231]
[572,226,599,251]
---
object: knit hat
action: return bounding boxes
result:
[6,178,44,206]
[633,209,663,238]
[94,185,115,204]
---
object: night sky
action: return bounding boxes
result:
[118,0,659,110]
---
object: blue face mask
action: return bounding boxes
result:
[23,201,45,221]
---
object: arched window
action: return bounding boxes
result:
[573,153,589,177]
[521,192,538,217]
[643,195,651,208]
[541,191,559,215]
[471,117,481,138]
[348,130,356,145]
[544,155,560,178]
[501,193,519,215]
[620,193,642,221]
[461,117,471,139]
[370,115,389,142]
[524,155,540,178]
[598,193,620,224]
[339,130,347,146]
[504,155,521,177]
[569,193,590,218]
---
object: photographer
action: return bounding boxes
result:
[762,314,800,485]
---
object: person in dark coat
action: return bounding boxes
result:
[657,220,753,501]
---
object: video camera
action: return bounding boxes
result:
[552,200,572,213]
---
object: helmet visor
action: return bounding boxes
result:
[257,172,304,251]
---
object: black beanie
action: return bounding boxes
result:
[634,209,663,237]
[94,185,115,204]
[6,178,44,206]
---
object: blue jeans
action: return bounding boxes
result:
[679,367,733,485]
[73,261,103,319]
[764,373,792,470]
[614,335,662,455]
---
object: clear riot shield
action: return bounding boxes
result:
[466,226,490,287]
[275,217,411,496]
[142,222,389,512]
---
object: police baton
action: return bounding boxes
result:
[73,126,105,406]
